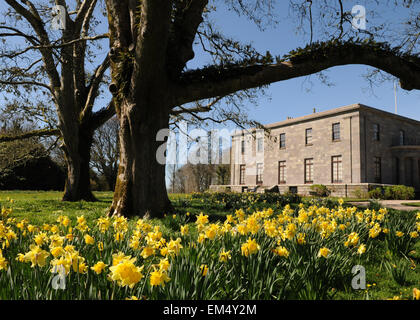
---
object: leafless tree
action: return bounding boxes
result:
[0,0,114,201]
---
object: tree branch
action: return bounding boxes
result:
[171,96,223,115]
[0,79,52,93]
[86,100,116,131]
[173,41,420,106]
[168,0,208,76]
[4,0,61,88]
[0,128,60,143]
[81,54,111,121]
[74,0,97,35]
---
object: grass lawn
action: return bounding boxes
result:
[402,202,420,207]
[0,190,419,300]
[0,190,113,226]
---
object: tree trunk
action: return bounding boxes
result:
[62,128,97,202]
[109,100,174,218]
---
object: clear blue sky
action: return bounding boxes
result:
[187,1,420,127]
[1,1,418,125]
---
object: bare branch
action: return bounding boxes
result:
[4,0,60,87]
[171,96,223,115]
[81,54,111,121]
[0,79,52,93]
[0,128,60,143]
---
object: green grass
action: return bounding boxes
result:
[1,190,419,300]
[0,191,113,226]
[402,202,420,207]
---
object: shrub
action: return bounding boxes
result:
[352,187,369,199]
[384,185,415,200]
[309,184,331,197]
[368,187,383,199]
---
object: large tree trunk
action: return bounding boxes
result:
[62,128,96,202]
[108,99,173,218]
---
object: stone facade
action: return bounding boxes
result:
[219,103,420,197]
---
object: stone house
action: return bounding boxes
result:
[211,103,420,197]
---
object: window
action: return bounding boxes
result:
[239,165,246,185]
[373,123,380,141]
[241,140,245,154]
[331,155,343,183]
[278,161,286,184]
[374,157,381,183]
[304,158,314,184]
[399,130,405,146]
[332,123,340,141]
[279,133,286,149]
[257,137,263,153]
[256,163,263,185]
[305,128,313,145]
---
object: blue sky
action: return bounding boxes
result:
[1,1,418,126]
[187,1,420,127]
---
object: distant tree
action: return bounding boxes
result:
[0,120,65,190]
[215,164,230,185]
[90,117,119,190]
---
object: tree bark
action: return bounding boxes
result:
[62,128,96,202]
[109,99,173,218]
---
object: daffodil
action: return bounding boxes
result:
[23,245,50,267]
[109,258,144,288]
[395,231,404,237]
[219,249,232,262]
[158,258,170,271]
[0,249,8,270]
[141,246,155,259]
[413,288,420,300]
[91,261,107,274]
[196,213,209,225]
[274,246,289,258]
[357,244,366,255]
[241,238,260,257]
[180,225,189,236]
[84,234,95,245]
[317,247,331,259]
[200,264,209,276]
[150,268,171,287]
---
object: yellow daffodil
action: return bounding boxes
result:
[150,268,171,287]
[317,247,331,259]
[241,238,260,257]
[91,261,107,274]
[109,259,144,288]
[219,249,232,262]
[84,234,95,245]
[200,264,209,276]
